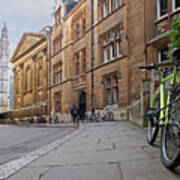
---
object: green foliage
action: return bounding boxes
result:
[168,18,180,58]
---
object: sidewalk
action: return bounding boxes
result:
[5,121,180,180]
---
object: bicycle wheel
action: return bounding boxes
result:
[161,83,180,169]
[109,111,114,121]
[147,95,160,145]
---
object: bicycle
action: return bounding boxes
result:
[139,48,180,170]
[102,110,115,121]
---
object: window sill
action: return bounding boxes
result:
[73,34,86,44]
[104,55,123,64]
[54,81,62,86]
[155,14,168,24]
[106,103,118,106]
[53,50,62,58]
[170,8,180,16]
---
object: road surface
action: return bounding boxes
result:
[0,124,75,166]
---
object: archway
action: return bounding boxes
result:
[79,91,86,121]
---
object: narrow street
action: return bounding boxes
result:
[0,125,75,166]
[3,121,180,180]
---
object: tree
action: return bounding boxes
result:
[168,18,180,59]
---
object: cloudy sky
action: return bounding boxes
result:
[0,0,54,57]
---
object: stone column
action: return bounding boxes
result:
[20,64,24,107]
[32,55,37,104]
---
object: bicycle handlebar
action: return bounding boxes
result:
[139,65,157,71]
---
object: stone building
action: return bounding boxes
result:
[11,29,50,122]
[50,0,147,122]
[146,0,180,64]
[12,0,174,123]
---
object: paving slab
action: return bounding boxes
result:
[7,121,180,180]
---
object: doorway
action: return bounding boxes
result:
[79,91,86,120]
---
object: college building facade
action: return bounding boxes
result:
[11,0,180,123]
[49,0,146,122]
[11,28,51,122]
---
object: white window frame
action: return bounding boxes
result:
[113,87,118,104]
[109,0,115,13]
[172,0,180,11]
[158,46,169,63]
[157,0,168,19]
[104,47,108,63]
[110,44,115,60]
[117,40,122,57]
[116,0,121,9]
[103,2,108,18]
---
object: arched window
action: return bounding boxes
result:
[25,66,32,92]
[38,67,43,87]
[16,76,20,95]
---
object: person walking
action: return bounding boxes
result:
[70,105,79,126]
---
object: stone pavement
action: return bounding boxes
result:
[6,121,180,180]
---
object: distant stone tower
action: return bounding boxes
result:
[0,23,10,112]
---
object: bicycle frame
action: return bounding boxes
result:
[151,67,180,126]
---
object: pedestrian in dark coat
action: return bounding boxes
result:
[70,105,78,124]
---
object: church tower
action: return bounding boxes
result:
[0,23,10,112]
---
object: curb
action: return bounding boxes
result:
[12,123,78,128]
[0,126,85,180]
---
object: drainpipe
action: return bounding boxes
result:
[91,0,94,113]
[46,28,52,123]
[144,0,148,79]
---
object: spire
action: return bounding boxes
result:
[1,22,8,40]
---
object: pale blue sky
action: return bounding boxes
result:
[0,0,54,57]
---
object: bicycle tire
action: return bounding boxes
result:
[109,112,114,121]
[161,83,180,169]
[147,95,160,145]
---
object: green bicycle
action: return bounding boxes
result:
[139,48,180,169]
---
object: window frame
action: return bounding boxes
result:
[101,24,122,64]
[76,53,80,75]
[172,0,180,11]
[105,74,119,105]
[103,1,108,18]
[25,66,32,92]
[53,37,62,55]
[110,43,115,60]
[158,46,169,63]
[54,63,62,85]
[116,0,121,9]
[157,0,168,19]
[37,66,43,88]
[103,46,109,63]
[15,73,20,95]
[116,39,122,57]
[82,50,86,73]
[76,23,80,40]
[82,19,86,35]
[54,91,62,113]
[110,0,115,13]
